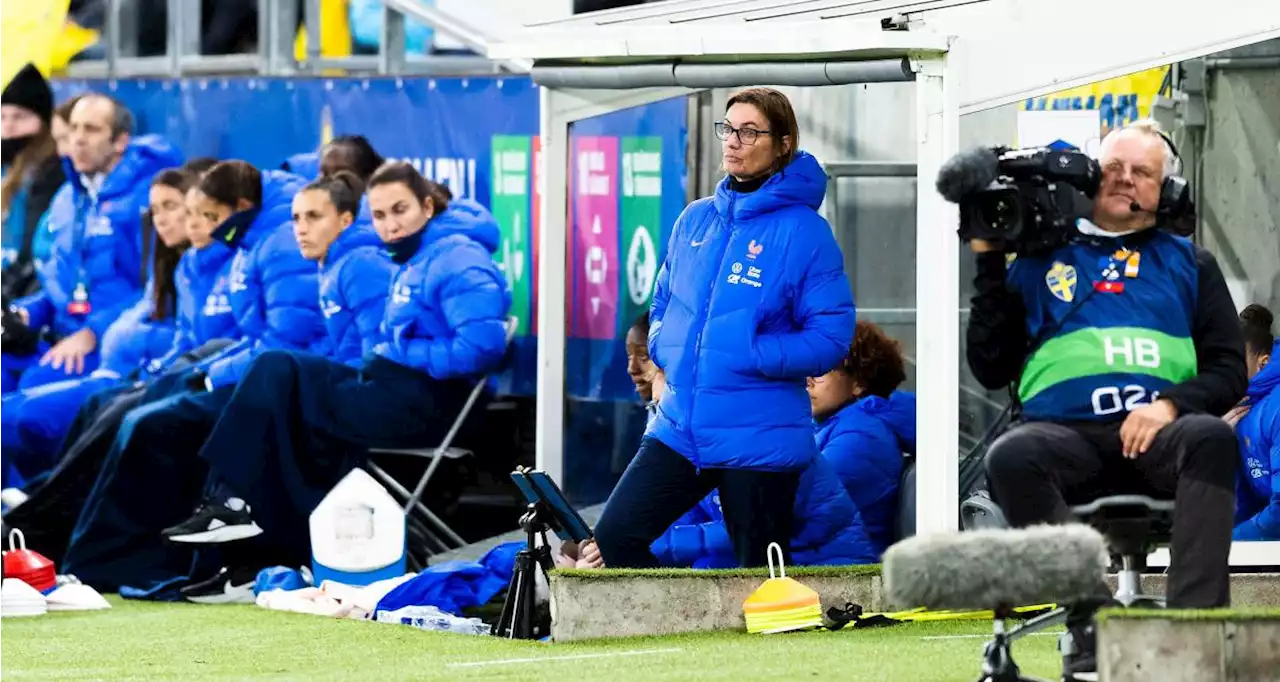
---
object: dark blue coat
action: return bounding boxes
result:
[647,151,856,472]
[320,225,394,366]
[203,171,328,388]
[815,395,909,555]
[16,135,184,341]
[374,199,511,379]
[650,455,878,567]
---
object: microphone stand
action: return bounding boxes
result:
[976,604,1067,682]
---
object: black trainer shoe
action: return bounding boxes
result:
[180,566,257,605]
[162,497,263,544]
[1060,620,1098,682]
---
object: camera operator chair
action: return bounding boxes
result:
[1068,494,1174,608]
[364,316,519,555]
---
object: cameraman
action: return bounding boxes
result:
[968,121,1246,678]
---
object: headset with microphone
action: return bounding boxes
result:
[1127,129,1193,222]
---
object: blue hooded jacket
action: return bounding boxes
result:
[281,152,319,179]
[816,395,909,555]
[1234,340,1280,541]
[150,242,239,373]
[95,281,177,377]
[647,151,856,472]
[16,135,184,342]
[886,391,917,455]
[650,455,879,568]
[320,224,395,366]
[374,199,511,379]
[203,171,328,388]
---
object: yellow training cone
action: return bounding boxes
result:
[743,543,823,634]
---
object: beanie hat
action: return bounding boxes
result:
[2,64,54,127]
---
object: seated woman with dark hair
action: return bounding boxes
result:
[157,162,508,591]
[807,320,913,555]
[647,456,879,569]
[60,160,324,590]
[1231,304,1279,541]
[162,170,395,549]
[1,165,203,484]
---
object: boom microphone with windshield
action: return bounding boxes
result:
[883,524,1108,611]
[883,525,1111,682]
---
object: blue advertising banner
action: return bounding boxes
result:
[48,76,688,404]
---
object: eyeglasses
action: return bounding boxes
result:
[714,122,771,146]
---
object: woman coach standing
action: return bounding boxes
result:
[594,87,856,569]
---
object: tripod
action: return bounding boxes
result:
[492,502,555,639]
[976,605,1066,682]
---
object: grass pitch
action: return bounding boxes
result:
[1,597,1064,681]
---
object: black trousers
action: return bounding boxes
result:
[199,351,473,561]
[594,437,801,569]
[2,339,235,567]
[985,414,1237,608]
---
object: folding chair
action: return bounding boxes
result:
[364,316,519,555]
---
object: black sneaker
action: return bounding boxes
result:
[1060,620,1098,682]
[180,566,257,605]
[162,497,263,544]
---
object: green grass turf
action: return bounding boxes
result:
[552,564,882,580]
[2,597,1063,682]
[1096,607,1280,623]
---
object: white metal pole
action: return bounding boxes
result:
[535,86,569,483]
[913,52,961,535]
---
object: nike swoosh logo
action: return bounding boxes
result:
[691,238,706,247]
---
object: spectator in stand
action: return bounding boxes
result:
[594,87,856,569]
[4,93,183,392]
[1231,304,1279,541]
[62,160,321,591]
[2,64,66,299]
[806,321,914,554]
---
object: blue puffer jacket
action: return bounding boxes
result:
[95,282,177,377]
[886,391,917,455]
[150,243,239,372]
[816,396,908,555]
[281,152,319,179]
[203,171,328,388]
[1234,340,1280,541]
[16,136,184,342]
[650,455,878,567]
[321,224,395,366]
[374,199,511,379]
[647,151,856,472]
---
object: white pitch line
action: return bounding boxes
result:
[920,632,1060,641]
[447,647,684,669]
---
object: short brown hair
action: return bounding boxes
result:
[838,320,907,399]
[724,87,800,170]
